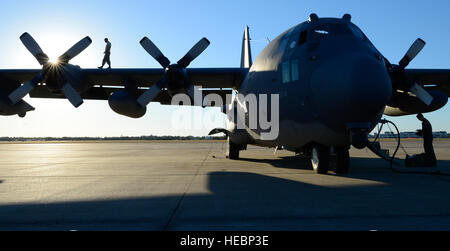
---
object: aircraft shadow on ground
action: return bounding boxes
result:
[1,164,450,230]
[239,155,450,174]
[238,156,394,174]
[239,156,312,171]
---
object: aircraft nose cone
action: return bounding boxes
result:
[310,55,392,130]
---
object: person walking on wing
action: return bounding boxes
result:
[98,38,112,69]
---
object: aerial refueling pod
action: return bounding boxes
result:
[108,89,147,119]
[0,76,35,117]
[385,89,448,116]
[0,88,34,117]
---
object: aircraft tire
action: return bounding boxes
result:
[335,147,350,174]
[311,146,330,174]
[227,138,240,160]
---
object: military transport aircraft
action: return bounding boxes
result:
[0,13,449,175]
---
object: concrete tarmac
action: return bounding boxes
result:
[0,140,450,231]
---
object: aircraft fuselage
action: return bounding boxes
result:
[234,16,392,151]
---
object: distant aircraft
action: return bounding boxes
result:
[0,13,449,174]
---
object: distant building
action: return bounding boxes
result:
[382,131,396,139]
[433,131,449,138]
[400,132,420,139]
[372,131,449,139]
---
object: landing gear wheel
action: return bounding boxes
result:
[334,147,350,174]
[311,146,330,174]
[226,138,240,160]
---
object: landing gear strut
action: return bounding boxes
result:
[311,145,330,174]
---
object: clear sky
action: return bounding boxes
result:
[0,0,449,137]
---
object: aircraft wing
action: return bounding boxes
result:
[0,68,247,105]
[0,69,41,92]
[405,69,450,95]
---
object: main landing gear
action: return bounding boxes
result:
[310,145,350,175]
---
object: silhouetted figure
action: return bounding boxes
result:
[417,114,437,166]
[407,114,437,167]
[98,38,111,69]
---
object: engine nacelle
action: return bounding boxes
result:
[108,90,147,118]
[385,90,448,116]
[45,64,89,93]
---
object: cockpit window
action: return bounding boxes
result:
[298,30,308,45]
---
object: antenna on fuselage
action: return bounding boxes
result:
[309,13,319,23]
[241,26,253,69]
[342,14,352,22]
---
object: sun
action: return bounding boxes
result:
[48,56,60,65]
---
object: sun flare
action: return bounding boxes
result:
[48,56,60,64]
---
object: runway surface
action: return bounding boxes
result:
[1,140,450,231]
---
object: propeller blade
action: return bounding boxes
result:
[399,38,426,69]
[58,37,92,63]
[61,83,84,108]
[140,37,171,68]
[410,83,434,106]
[137,77,167,107]
[177,38,210,68]
[186,85,208,107]
[8,73,44,104]
[20,33,49,65]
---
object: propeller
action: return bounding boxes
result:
[8,33,92,108]
[137,37,210,108]
[389,38,434,106]
[399,38,426,69]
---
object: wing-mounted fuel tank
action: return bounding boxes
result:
[0,77,35,117]
[385,89,448,116]
[108,79,147,119]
